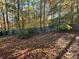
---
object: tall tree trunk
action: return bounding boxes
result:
[5,0,9,30]
[43,0,46,29]
[27,0,30,28]
[56,0,61,30]
[21,16,25,30]
[70,2,74,24]
[77,0,79,23]
[17,0,20,30]
[58,0,61,24]
[1,9,6,31]
[33,0,36,23]
[40,0,42,30]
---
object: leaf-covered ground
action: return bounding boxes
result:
[0,31,79,59]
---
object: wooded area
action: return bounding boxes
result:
[0,0,79,59]
[0,0,79,33]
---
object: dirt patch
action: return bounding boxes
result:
[0,31,79,59]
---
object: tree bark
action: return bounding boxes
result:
[5,0,9,30]
[17,0,20,29]
[1,9,6,31]
[40,0,42,30]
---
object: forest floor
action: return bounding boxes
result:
[0,31,79,59]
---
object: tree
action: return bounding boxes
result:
[17,0,20,30]
[5,0,9,30]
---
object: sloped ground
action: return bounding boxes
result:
[0,31,79,59]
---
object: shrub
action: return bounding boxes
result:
[17,28,38,39]
[49,23,72,31]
